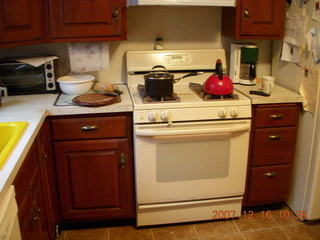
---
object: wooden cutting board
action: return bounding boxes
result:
[72,93,121,107]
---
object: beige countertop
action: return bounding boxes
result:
[0,84,133,200]
[235,84,303,105]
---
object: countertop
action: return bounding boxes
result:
[235,84,303,105]
[0,84,133,200]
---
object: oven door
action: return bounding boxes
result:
[134,119,251,204]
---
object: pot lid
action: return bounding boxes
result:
[57,75,95,84]
[144,65,174,80]
[144,72,174,80]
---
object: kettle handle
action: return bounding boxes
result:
[215,59,223,80]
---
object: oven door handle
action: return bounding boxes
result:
[135,122,250,137]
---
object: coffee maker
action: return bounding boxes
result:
[230,43,259,85]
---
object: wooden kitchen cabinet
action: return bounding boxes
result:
[221,0,286,39]
[51,113,135,222]
[1,0,126,48]
[14,120,57,240]
[13,140,50,240]
[46,0,127,42]
[36,120,59,238]
[0,0,44,47]
[243,103,301,207]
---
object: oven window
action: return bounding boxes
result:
[156,140,230,182]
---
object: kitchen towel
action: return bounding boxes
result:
[68,42,109,73]
[299,67,319,113]
[15,56,58,67]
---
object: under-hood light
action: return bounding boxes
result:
[127,0,236,7]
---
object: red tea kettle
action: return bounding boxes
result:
[204,59,234,96]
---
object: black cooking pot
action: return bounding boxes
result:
[144,65,202,98]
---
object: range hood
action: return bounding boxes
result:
[127,0,236,7]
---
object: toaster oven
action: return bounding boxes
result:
[0,59,58,95]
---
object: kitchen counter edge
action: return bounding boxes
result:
[0,84,133,201]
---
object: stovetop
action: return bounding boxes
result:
[126,49,252,123]
[127,72,251,110]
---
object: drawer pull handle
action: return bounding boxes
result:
[265,172,277,177]
[270,114,283,120]
[81,125,98,131]
[269,135,282,140]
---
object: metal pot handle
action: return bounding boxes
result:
[173,72,203,83]
[151,65,168,72]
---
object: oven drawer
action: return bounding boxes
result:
[252,127,297,166]
[51,116,128,141]
[247,165,292,205]
[254,106,300,128]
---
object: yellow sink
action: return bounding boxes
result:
[0,122,28,169]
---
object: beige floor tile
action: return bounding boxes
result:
[152,224,198,240]
[242,228,289,240]
[233,213,278,231]
[194,220,239,237]
[271,207,303,226]
[60,230,67,239]
[65,228,108,240]
[109,225,153,240]
[281,223,320,240]
[199,233,244,240]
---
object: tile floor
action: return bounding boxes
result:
[61,205,320,240]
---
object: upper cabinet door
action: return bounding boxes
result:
[240,0,285,37]
[0,0,43,45]
[47,0,126,41]
[221,0,286,39]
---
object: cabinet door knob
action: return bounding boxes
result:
[113,6,119,21]
[265,172,277,177]
[244,7,249,20]
[119,153,126,169]
[81,125,98,131]
[270,114,283,120]
[269,135,282,140]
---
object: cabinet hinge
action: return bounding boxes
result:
[113,6,119,21]
[119,153,126,169]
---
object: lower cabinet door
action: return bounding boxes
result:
[247,165,292,205]
[18,169,50,240]
[53,139,134,221]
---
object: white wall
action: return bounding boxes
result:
[0,6,272,83]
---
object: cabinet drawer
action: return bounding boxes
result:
[52,116,128,141]
[247,165,292,205]
[252,127,297,166]
[254,106,300,128]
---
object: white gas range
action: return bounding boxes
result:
[126,49,252,226]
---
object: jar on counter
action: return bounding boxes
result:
[154,37,164,50]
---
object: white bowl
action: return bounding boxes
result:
[57,75,95,95]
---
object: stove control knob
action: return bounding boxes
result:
[148,112,158,122]
[230,108,239,118]
[218,108,228,119]
[160,111,170,121]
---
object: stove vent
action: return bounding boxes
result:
[127,0,236,7]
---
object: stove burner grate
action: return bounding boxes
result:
[189,82,239,101]
[138,84,181,104]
